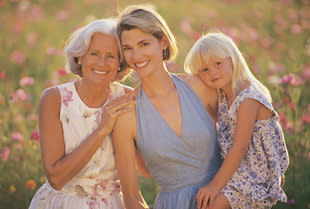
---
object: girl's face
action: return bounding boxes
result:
[198,56,234,91]
[120,28,168,78]
[79,33,119,86]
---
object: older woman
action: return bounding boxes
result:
[28,19,134,209]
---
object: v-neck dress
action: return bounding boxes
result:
[218,85,289,208]
[28,81,126,209]
[135,74,222,209]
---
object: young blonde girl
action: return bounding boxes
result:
[185,32,289,209]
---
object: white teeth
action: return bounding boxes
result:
[94,70,108,75]
[135,61,149,68]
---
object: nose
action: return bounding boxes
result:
[97,56,106,67]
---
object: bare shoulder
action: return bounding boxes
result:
[40,86,61,107]
[114,108,137,139]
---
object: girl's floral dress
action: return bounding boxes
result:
[218,85,289,209]
[29,81,126,209]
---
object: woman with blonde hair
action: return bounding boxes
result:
[113,5,222,209]
[28,18,135,209]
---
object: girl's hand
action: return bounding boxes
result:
[196,184,220,209]
[98,93,135,136]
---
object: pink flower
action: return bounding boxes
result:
[26,32,38,47]
[285,122,292,132]
[12,132,24,142]
[15,89,27,101]
[30,130,40,141]
[57,10,69,21]
[0,147,10,161]
[46,47,58,55]
[280,73,302,86]
[279,113,286,124]
[301,66,310,81]
[29,5,44,22]
[0,71,5,79]
[302,114,310,124]
[291,24,302,34]
[20,76,35,87]
[180,18,201,40]
[288,199,295,205]
[11,51,26,65]
[57,68,68,76]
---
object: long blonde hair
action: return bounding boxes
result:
[185,32,271,102]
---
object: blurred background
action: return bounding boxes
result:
[0,0,309,208]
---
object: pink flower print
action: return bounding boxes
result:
[12,132,24,142]
[61,87,73,107]
[11,51,26,65]
[101,197,108,205]
[94,110,102,125]
[30,130,40,141]
[19,76,35,87]
[0,147,10,161]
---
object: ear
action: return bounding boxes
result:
[160,36,169,51]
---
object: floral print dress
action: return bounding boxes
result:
[218,85,289,209]
[28,81,126,209]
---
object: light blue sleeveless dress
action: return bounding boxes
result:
[136,74,222,209]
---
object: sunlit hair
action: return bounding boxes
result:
[116,4,178,62]
[184,32,271,102]
[65,18,131,81]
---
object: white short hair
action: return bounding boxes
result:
[65,19,120,77]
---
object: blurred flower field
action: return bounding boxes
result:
[0,0,309,208]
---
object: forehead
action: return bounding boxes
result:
[120,28,157,45]
[89,33,118,52]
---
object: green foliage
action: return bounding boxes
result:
[0,0,309,208]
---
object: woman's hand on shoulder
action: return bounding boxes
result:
[98,92,136,137]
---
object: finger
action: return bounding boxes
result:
[208,195,214,209]
[104,98,135,114]
[196,193,203,209]
[106,95,135,110]
[202,195,209,209]
[114,106,135,117]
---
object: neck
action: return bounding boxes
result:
[222,86,233,104]
[75,79,110,108]
[140,65,176,98]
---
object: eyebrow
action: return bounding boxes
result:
[122,38,151,47]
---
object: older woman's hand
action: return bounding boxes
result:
[98,93,135,137]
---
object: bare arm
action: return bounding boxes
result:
[135,148,152,178]
[196,99,260,208]
[113,111,149,209]
[181,74,218,122]
[40,87,134,190]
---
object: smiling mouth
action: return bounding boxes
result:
[135,60,149,68]
[93,70,108,75]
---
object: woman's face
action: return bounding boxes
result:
[79,32,119,85]
[120,28,168,78]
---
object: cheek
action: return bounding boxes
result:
[198,72,211,84]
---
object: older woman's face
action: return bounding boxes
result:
[80,32,119,85]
